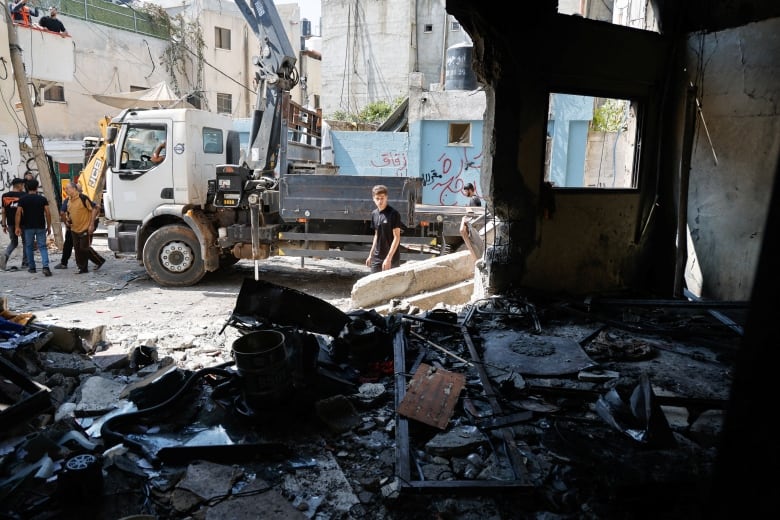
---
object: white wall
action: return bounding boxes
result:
[0,15,23,186]
[321,0,415,117]
[685,17,780,300]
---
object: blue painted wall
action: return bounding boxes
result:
[548,94,593,187]
[331,132,411,177]
[333,119,483,206]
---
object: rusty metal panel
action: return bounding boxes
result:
[398,363,465,430]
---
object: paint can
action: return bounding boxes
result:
[231,329,291,407]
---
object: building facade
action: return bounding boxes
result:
[320,0,471,118]
[1,0,319,185]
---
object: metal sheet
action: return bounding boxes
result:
[398,363,465,430]
[479,330,596,376]
[230,278,350,337]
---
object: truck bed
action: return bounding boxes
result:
[415,203,487,237]
[279,175,421,224]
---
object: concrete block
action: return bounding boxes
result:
[351,250,475,309]
[34,323,106,354]
[373,280,475,315]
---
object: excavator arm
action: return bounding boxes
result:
[234,0,299,176]
[77,116,114,206]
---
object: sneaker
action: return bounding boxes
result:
[76,269,88,274]
[93,258,106,271]
[54,263,68,269]
[28,268,36,273]
[0,253,6,270]
[42,267,52,277]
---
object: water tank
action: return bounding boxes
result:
[444,43,477,91]
[302,18,312,37]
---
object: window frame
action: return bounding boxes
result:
[215,26,231,50]
[43,84,65,102]
[203,127,224,154]
[216,93,233,115]
[544,90,642,191]
[448,122,472,146]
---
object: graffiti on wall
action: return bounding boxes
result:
[0,140,38,191]
[370,151,408,176]
[422,147,482,205]
[0,139,13,190]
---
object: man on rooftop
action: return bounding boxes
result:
[38,6,68,35]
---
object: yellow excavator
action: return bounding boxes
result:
[76,116,113,206]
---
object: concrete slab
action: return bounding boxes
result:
[350,250,477,309]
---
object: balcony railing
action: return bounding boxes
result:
[51,0,169,39]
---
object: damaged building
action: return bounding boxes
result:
[2,0,779,518]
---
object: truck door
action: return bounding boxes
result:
[108,124,174,221]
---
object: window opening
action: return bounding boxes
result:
[545,92,639,189]
[448,123,471,146]
[217,93,233,115]
[215,27,231,50]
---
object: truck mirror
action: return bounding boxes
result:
[107,144,116,167]
[106,127,118,144]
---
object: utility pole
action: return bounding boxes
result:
[4,8,63,248]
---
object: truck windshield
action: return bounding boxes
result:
[120,126,167,170]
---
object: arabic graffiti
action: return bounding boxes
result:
[369,151,407,176]
[0,140,14,191]
[422,147,482,205]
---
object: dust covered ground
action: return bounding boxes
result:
[1,229,371,360]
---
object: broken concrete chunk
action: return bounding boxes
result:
[34,323,106,354]
[74,375,128,416]
[176,460,243,500]
[40,351,98,377]
[424,425,489,456]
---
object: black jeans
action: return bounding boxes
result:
[61,229,73,265]
[3,223,27,264]
[72,231,92,272]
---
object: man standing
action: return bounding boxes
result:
[1,178,28,270]
[365,184,402,273]
[459,182,484,261]
[64,182,103,274]
[38,7,68,35]
[462,182,482,207]
[57,182,104,270]
[55,195,74,269]
[15,179,52,276]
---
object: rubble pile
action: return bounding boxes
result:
[1,285,743,518]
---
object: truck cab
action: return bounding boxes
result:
[104,108,239,223]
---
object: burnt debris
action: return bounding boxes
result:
[0,283,743,518]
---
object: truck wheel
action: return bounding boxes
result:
[143,225,206,287]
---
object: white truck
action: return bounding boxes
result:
[85,0,462,287]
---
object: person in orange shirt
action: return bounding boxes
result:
[10,0,37,25]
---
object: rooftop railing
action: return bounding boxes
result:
[49,0,169,39]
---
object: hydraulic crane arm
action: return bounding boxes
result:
[234,0,299,176]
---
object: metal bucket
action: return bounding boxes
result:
[231,330,292,407]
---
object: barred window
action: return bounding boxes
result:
[217,93,232,115]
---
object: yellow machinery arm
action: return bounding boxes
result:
[77,116,113,205]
